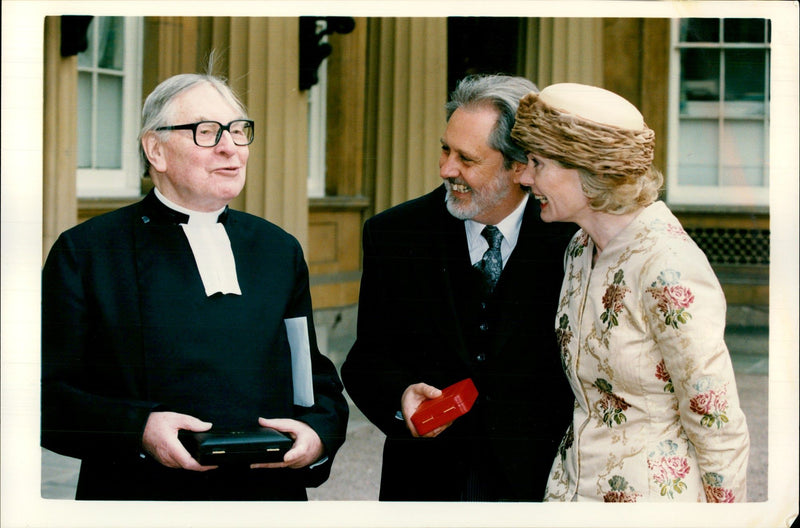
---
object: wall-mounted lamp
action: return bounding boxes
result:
[60,15,93,57]
[299,16,356,91]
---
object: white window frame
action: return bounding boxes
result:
[666,18,770,207]
[77,16,143,198]
[307,21,328,198]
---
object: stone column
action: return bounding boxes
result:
[522,18,604,88]
[43,16,78,259]
[364,18,448,215]
[226,17,310,249]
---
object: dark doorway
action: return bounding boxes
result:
[447,17,526,93]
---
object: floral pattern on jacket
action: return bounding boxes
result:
[543,201,749,503]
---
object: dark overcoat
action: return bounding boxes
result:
[41,190,348,500]
[342,184,576,501]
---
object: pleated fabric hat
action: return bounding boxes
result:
[511,82,655,180]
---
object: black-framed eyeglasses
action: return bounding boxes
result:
[155,119,255,147]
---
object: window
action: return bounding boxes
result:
[307,56,328,198]
[306,19,329,198]
[77,16,143,198]
[667,18,770,207]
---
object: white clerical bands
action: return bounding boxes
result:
[155,189,241,296]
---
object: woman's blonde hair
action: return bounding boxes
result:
[511,90,663,215]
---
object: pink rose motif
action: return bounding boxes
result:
[691,389,728,415]
[650,287,671,312]
[608,393,630,411]
[663,456,690,480]
[648,456,690,497]
[594,379,630,426]
[691,388,730,428]
[603,490,641,502]
[568,233,590,258]
[705,486,735,503]
[602,284,626,312]
[604,475,641,502]
[656,359,674,392]
[664,284,694,310]
[600,270,630,329]
[690,391,715,415]
[648,459,668,484]
[557,330,571,351]
[666,224,687,237]
[655,360,671,382]
[556,313,572,350]
[713,389,729,412]
[646,271,694,329]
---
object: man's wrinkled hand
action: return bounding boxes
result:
[141,411,217,471]
[250,417,324,470]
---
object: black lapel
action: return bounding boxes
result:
[487,197,541,354]
[433,191,474,366]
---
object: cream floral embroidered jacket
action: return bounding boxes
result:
[545,201,750,502]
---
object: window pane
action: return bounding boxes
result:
[77,72,93,168]
[721,120,766,187]
[723,18,766,43]
[680,18,719,43]
[670,17,770,206]
[96,75,123,168]
[678,120,719,186]
[97,17,125,70]
[725,49,767,102]
[681,48,720,103]
[77,19,95,68]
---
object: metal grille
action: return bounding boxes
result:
[685,228,770,266]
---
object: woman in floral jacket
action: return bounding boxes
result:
[510,83,749,502]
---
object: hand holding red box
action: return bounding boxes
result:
[410,378,478,436]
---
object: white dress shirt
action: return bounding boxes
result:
[465,193,528,268]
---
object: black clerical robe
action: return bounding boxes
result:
[41,190,348,500]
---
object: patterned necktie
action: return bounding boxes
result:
[474,225,504,295]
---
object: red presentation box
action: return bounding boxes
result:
[411,378,478,436]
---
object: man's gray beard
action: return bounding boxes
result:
[444,189,477,220]
[444,181,514,221]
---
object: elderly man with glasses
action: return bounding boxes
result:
[41,72,348,501]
